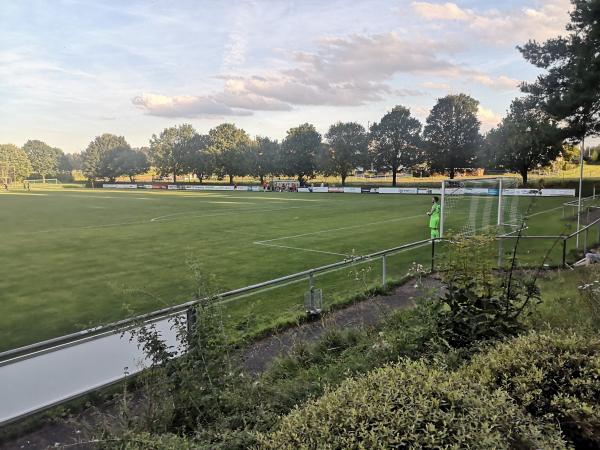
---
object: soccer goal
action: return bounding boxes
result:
[27,178,60,184]
[439,177,522,238]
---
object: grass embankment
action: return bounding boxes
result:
[89,259,600,449]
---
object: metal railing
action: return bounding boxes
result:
[499,203,600,268]
[0,238,434,426]
[0,239,432,365]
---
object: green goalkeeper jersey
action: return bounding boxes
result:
[429,203,441,229]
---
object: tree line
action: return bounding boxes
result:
[69,93,570,187]
[2,0,598,188]
[0,93,583,187]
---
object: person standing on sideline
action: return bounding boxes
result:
[427,196,441,239]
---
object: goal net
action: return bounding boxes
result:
[440,177,522,238]
[27,178,60,184]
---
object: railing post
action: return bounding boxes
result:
[585,227,589,253]
[562,238,567,268]
[382,254,387,288]
[431,239,435,272]
[186,306,197,338]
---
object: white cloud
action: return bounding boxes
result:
[412,2,471,21]
[217,33,454,108]
[131,29,522,118]
[131,93,252,118]
[420,81,451,90]
[412,0,571,45]
[477,105,502,130]
[468,74,520,90]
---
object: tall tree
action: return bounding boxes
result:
[22,140,62,181]
[249,136,281,184]
[486,98,563,185]
[82,134,131,180]
[282,123,321,184]
[424,94,482,179]
[186,134,213,183]
[208,123,251,185]
[149,124,196,183]
[0,144,32,182]
[324,122,368,186]
[369,106,422,186]
[519,0,600,143]
[64,152,83,171]
[99,147,149,182]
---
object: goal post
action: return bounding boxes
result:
[27,178,60,184]
[439,177,520,238]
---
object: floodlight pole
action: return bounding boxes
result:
[440,180,445,238]
[576,136,585,248]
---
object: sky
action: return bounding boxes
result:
[0,0,573,153]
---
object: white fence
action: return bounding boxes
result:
[102,183,576,197]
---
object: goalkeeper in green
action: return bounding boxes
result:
[427,196,441,239]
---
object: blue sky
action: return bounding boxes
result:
[0,0,572,152]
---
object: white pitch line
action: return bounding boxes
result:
[218,240,432,306]
[255,214,424,244]
[150,204,318,222]
[254,241,350,257]
[525,205,565,218]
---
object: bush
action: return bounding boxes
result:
[464,331,600,449]
[96,432,194,449]
[257,360,567,449]
[433,235,539,350]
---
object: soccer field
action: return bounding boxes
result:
[0,187,580,351]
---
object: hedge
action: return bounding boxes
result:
[257,359,567,449]
[464,331,600,449]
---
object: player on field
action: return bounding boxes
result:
[427,196,441,239]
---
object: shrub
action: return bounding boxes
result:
[257,360,567,449]
[96,432,195,449]
[433,235,540,350]
[464,331,600,449]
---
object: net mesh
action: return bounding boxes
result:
[442,178,521,237]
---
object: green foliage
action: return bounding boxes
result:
[82,133,131,180]
[464,330,600,449]
[519,0,600,139]
[486,98,563,185]
[258,359,567,449]
[424,94,482,179]
[0,143,32,182]
[95,431,194,449]
[369,105,422,186]
[433,235,539,350]
[248,136,281,183]
[533,268,600,332]
[149,124,197,183]
[324,122,368,186]
[281,123,321,183]
[98,147,149,182]
[207,123,251,185]
[22,139,63,179]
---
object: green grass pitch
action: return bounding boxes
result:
[0,187,584,351]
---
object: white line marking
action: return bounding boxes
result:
[219,240,432,305]
[208,201,254,205]
[525,205,564,218]
[254,241,350,257]
[150,204,317,222]
[255,214,424,244]
[0,193,48,196]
